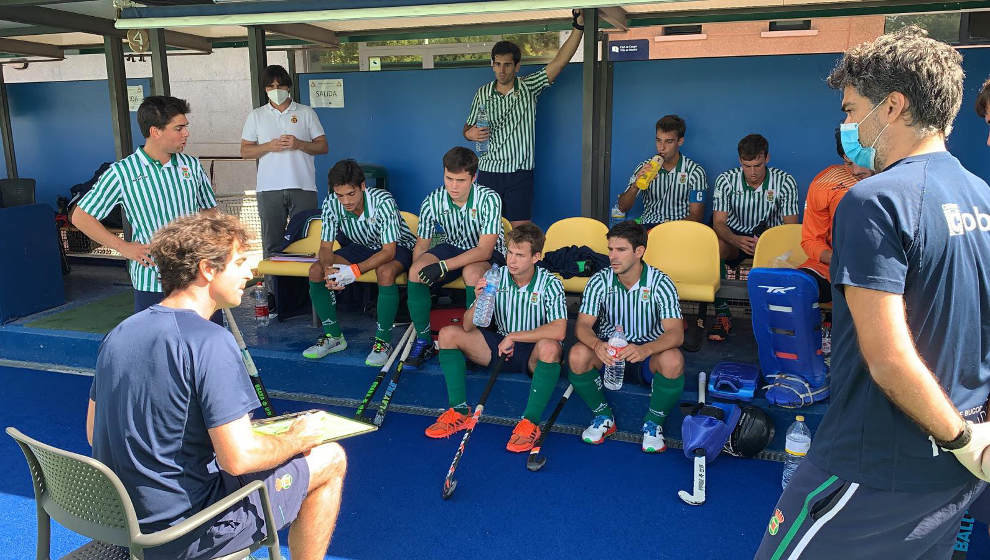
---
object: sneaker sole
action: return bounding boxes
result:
[425,425,468,439]
[581,426,617,445]
[302,340,348,360]
[506,443,535,453]
[642,444,667,453]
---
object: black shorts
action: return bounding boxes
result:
[425,243,506,283]
[481,328,537,375]
[723,226,756,267]
[334,242,413,271]
[477,169,534,222]
[798,267,832,303]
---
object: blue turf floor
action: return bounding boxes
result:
[2,365,987,559]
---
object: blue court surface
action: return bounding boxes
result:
[2,364,988,559]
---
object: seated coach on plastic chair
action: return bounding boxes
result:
[426,224,567,452]
[305,159,417,366]
[86,213,347,560]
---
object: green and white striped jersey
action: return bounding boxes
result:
[320,188,415,251]
[466,69,550,173]
[712,167,799,233]
[491,265,567,337]
[627,153,708,224]
[76,148,217,292]
[417,184,505,255]
[578,264,681,344]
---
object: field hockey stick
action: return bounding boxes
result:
[441,354,507,500]
[372,329,419,427]
[223,307,276,418]
[526,384,574,472]
[678,371,707,506]
[355,324,414,421]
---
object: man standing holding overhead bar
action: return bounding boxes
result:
[566,221,685,453]
[709,134,799,342]
[71,95,218,315]
[404,147,507,370]
[463,9,585,227]
[87,213,347,560]
[304,159,417,366]
[616,114,709,228]
[241,64,329,316]
[756,27,990,559]
[425,224,567,453]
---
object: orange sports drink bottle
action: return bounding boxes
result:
[635,157,662,190]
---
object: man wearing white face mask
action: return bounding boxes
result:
[756,26,990,560]
[242,64,329,313]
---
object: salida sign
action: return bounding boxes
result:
[309,79,345,108]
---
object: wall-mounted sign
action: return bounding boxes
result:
[309,79,345,108]
[608,39,650,61]
[369,57,381,71]
[127,85,144,112]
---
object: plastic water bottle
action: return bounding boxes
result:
[602,325,629,390]
[253,283,270,327]
[472,264,500,327]
[610,203,626,227]
[635,157,662,190]
[475,105,489,155]
[782,415,812,489]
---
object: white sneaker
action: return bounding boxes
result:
[302,335,347,359]
[581,415,616,445]
[641,421,666,453]
[365,338,392,367]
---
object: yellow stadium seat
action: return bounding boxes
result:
[256,217,321,278]
[542,217,609,294]
[442,217,512,290]
[643,220,720,302]
[752,224,807,269]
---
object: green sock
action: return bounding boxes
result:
[522,361,561,422]
[439,349,469,413]
[715,261,731,316]
[568,368,612,418]
[645,374,684,426]
[407,281,432,341]
[465,286,476,309]
[376,284,399,340]
[309,281,342,337]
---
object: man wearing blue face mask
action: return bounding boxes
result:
[756,26,990,560]
[242,64,329,314]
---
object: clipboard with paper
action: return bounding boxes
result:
[251,409,378,443]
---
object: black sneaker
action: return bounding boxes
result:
[682,314,705,352]
[404,337,437,370]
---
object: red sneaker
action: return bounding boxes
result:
[425,408,473,438]
[506,418,541,453]
[708,315,732,342]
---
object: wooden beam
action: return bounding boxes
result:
[598,6,627,32]
[162,29,212,53]
[264,24,338,48]
[0,37,63,58]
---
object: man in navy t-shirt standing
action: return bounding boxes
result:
[87,213,347,560]
[756,26,990,559]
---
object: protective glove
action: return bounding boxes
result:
[328,264,361,287]
[947,421,990,482]
[418,260,449,286]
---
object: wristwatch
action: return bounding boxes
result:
[935,420,972,450]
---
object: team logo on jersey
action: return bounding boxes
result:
[640,288,651,301]
[470,208,478,219]
[768,509,784,536]
[677,171,688,186]
[179,165,191,179]
[766,189,775,203]
[275,473,293,491]
[530,291,539,304]
[290,115,298,124]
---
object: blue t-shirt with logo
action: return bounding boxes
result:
[89,306,260,533]
[811,151,990,492]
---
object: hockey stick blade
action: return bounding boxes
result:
[678,451,706,506]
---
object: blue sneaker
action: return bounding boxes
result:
[404,338,437,370]
[641,420,666,453]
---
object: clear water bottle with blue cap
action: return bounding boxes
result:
[782,415,812,488]
[472,264,500,327]
[475,105,489,155]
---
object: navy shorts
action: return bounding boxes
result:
[334,242,413,271]
[481,328,537,375]
[477,169,534,222]
[158,455,310,560]
[754,459,986,560]
[798,267,832,303]
[426,243,505,283]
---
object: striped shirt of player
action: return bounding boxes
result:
[466,68,550,173]
[627,154,708,224]
[491,265,567,337]
[320,187,415,251]
[76,148,217,293]
[578,264,681,344]
[712,166,799,233]
[417,183,506,255]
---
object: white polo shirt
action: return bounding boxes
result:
[241,101,326,193]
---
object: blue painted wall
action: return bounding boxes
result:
[299,64,584,228]
[0,78,148,209]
